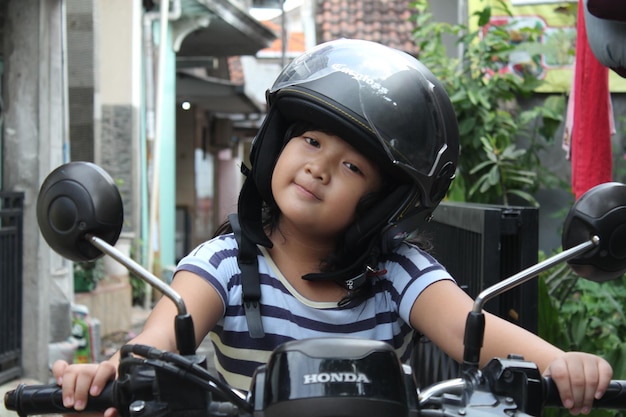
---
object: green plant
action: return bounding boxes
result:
[130,274,147,306]
[73,259,106,293]
[128,238,147,306]
[541,254,626,378]
[538,113,626,392]
[411,6,626,416]
[410,0,565,205]
[539,258,626,417]
[469,135,537,205]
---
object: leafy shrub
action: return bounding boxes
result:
[410,0,565,205]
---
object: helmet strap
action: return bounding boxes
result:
[302,237,382,288]
[237,172,273,248]
[302,184,423,290]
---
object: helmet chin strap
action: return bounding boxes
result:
[302,238,383,290]
[302,184,423,291]
[237,169,273,249]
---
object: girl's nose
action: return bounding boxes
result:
[305,159,330,183]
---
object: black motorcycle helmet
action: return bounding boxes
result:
[238,39,459,288]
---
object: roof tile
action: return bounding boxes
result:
[316,0,419,55]
[260,20,307,55]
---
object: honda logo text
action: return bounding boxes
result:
[303,372,371,384]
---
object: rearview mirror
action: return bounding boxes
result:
[562,182,626,282]
[36,161,123,262]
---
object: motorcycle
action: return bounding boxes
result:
[5,161,626,417]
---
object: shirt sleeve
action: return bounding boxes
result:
[385,243,456,325]
[175,234,240,314]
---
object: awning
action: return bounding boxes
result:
[176,70,262,114]
[177,0,277,57]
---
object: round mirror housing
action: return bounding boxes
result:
[37,161,123,262]
[562,182,626,282]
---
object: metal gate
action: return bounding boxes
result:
[0,191,24,384]
[411,202,539,388]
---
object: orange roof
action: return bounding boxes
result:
[260,20,306,55]
[315,0,420,55]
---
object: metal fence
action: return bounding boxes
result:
[411,202,539,388]
[0,191,24,384]
[422,202,540,332]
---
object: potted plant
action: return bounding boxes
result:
[73,259,105,293]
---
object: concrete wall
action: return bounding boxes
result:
[73,0,145,338]
[175,104,197,253]
[1,0,144,385]
[96,0,142,240]
[3,0,70,382]
[217,147,244,227]
[66,0,96,162]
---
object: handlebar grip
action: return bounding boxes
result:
[544,377,626,410]
[4,382,115,415]
[542,377,561,407]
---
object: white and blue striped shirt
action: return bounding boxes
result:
[176,233,453,391]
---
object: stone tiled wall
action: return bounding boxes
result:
[101,104,135,234]
[67,0,95,162]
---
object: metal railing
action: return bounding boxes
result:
[0,191,24,384]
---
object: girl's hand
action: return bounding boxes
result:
[544,352,613,415]
[51,359,118,417]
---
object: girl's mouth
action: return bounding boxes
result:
[295,182,322,201]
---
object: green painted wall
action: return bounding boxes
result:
[160,31,177,277]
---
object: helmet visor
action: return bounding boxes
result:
[269,39,450,181]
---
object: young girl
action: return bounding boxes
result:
[53,39,612,416]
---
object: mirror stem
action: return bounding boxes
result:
[85,234,197,355]
[473,236,599,313]
[462,235,600,370]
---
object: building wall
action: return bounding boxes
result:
[217,147,244,227]
[67,0,96,162]
[3,0,70,382]
[97,0,142,240]
[430,0,465,58]
[175,104,196,256]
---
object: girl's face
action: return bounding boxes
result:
[271,130,382,239]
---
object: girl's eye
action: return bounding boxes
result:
[344,162,362,174]
[304,136,320,148]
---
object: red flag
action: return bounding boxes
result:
[571,0,612,199]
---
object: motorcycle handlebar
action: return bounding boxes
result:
[7,376,626,416]
[543,377,626,410]
[4,382,115,416]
